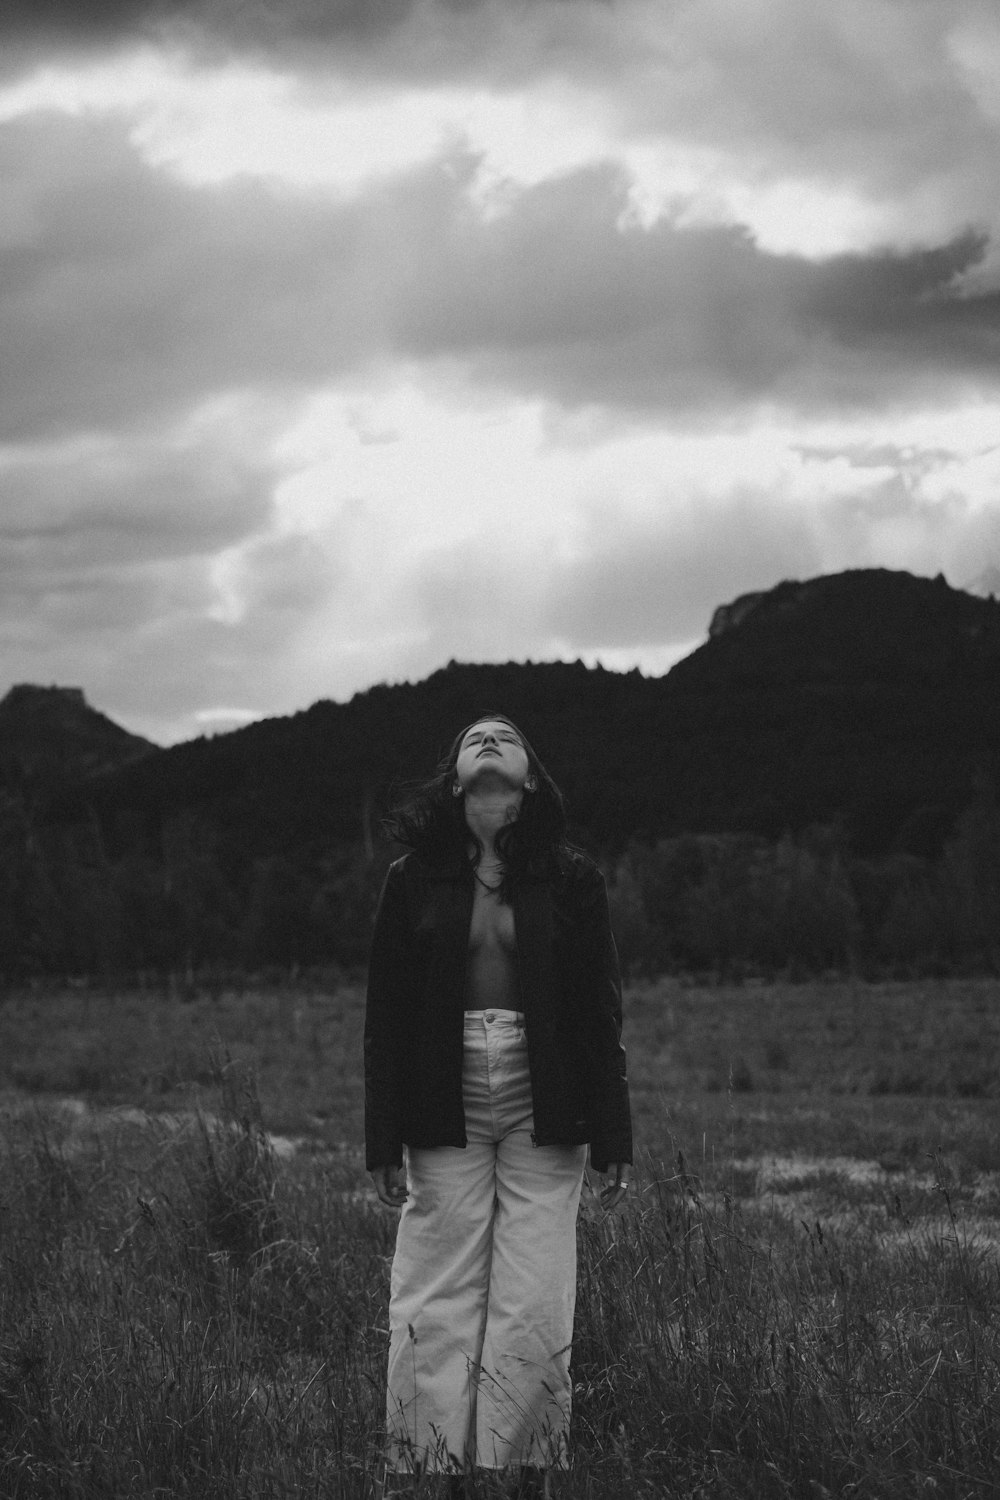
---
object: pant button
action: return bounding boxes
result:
[486,1011,495,1023]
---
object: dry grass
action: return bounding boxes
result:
[2,978,1000,1496]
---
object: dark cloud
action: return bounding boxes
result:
[0,0,511,80]
[615,1,997,200]
[0,559,206,647]
[0,441,275,566]
[2,0,195,37]
[0,0,612,57]
[0,112,371,442]
[3,0,997,245]
[5,112,1000,458]
[6,0,999,744]
[389,161,1000,415]
[0,0,415,49]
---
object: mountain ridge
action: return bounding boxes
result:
[6,567,1000,860]
[58,568,1000,859]
[4,567,1000,976]
[0,682,156,785]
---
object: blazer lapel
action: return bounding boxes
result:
[513,877,553,1020]
[427,871,474,1014]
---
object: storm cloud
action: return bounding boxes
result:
[390,164,1000,415]
[0,0,421,69]
[0,113,374,442]
[5,115,999,458]
[3,0,1000,740]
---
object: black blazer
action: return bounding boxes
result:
[364,848,632,1173]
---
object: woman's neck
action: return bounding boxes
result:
[464,789,523,862]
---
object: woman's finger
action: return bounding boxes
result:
[370,1167,408,1209]
[600,1163,630,1210]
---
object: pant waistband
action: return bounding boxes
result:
[464,1008,525,1025]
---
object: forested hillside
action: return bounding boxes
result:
[3,568,1000,981]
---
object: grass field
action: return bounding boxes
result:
[2,977,1000,1497]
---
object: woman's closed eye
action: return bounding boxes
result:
[464,731,522,748]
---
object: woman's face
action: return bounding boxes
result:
[454,718,532,795]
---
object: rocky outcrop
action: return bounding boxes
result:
[0,683,156,784]
[708,590,768,637]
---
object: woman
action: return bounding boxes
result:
[365,714,632,1496]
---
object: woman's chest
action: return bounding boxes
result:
[467,885,517,954]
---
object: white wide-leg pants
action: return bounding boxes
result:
[385,1009,588,1474]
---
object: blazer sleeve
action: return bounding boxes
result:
[364,859,413,1171]
[580,866,633,1173]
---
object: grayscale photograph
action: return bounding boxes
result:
[1,2,999,1496]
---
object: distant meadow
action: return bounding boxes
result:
[2,976,999,1496]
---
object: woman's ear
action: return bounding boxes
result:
[452,782,464,797]
[524,776,537,792]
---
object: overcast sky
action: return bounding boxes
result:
[3,0,1000,743]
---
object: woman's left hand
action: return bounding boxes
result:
[600,1162,630,1211]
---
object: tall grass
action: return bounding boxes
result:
[2,1071,999,1497]
[573,1159,1000,1496]
[0,1064,392,1498]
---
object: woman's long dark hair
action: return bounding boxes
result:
[383,713,573,895]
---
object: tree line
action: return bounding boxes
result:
[2,777,998,986]
[608,778,1000,978]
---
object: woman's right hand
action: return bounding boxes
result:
[370,1163,408,1210]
